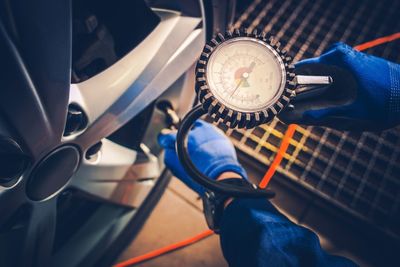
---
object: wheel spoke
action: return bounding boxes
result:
[69,140,160,208]
[72,10,204,149]
[0,187,56,267]
[0,23,53,158]
[0,185,25,227]
[0,0,72,158]
[0,181,58,267]
[16,200,57,267]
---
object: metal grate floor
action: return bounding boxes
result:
[220,0,400,240]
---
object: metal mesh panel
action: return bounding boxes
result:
[225,0,400,239]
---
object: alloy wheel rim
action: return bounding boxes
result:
[0,0,220,266]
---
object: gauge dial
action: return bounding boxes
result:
[196,30,294,129]
[206,37,286,113]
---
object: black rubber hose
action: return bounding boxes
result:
[176,105,275,198]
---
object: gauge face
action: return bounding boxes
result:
[206,37,286,113]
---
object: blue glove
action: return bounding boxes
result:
[296,42,400,130]
[158,120,248,196]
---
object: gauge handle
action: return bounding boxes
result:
[176,105,275,198]
[294,75,333,100]
[278,63,357,126]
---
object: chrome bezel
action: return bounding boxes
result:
[196,28,295,129]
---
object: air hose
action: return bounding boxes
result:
[176,105,275,198]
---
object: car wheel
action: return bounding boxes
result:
[0,0,235,266]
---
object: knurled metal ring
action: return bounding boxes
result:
[195,28,295,129]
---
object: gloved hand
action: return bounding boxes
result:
[294,42,400,131]
[158,120,248,196]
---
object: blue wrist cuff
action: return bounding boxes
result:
[206,159,249,181]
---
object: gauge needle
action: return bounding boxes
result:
[230,61,256,97]
[230,78,244,97]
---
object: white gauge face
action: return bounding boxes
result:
[206,37,286,113]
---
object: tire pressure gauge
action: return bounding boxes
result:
[176,29,333,198]
[195,29,331,129]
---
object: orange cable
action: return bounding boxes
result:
[114,230,214,267]
[113,33,399,267]
[259,124,298,188]
[354,32,400,51]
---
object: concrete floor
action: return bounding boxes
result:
[117,178,228,266]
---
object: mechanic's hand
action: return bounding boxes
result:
[158,120,248,196]
[294,42,400,131]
